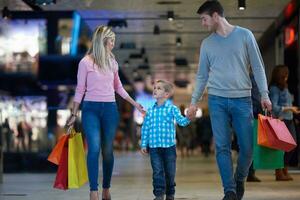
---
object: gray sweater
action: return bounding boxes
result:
[191,26,269,104]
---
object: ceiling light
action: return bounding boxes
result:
[107,19,128,28]
[2,6,11,19]
[176,37,182,47]
[167,11,174,21]
[238,0,246,10]
[153,25,160,35]
[27,0,56,5]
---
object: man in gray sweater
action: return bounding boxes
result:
[187,1,272,200]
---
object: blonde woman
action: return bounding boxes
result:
[66,26,144,200]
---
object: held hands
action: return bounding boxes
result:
[140,148,148,155]
[136,103,146,115]
[261,99,272,112]
[187,104,197,120]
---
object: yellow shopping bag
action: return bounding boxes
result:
[68,130,88,189]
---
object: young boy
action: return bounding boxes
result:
[140,80,191,200]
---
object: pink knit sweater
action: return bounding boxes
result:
[74,56,129,103]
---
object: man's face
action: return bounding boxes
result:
[199,13,217,31]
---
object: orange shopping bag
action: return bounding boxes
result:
[48,134,69,165]
[257,114,276,148]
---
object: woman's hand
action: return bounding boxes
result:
[66,115,76,128]
[290,106,300,114]
[136,103,146,115]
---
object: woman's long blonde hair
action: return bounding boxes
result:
[87,25,116,72]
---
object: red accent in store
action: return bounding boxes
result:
[284,2,295,19]
[285,27,295,46]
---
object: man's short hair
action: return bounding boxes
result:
[156,80,174,95]
[197,0,224,17]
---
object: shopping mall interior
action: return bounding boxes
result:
[0,0,300,199]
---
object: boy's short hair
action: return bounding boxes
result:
[156,80,174,95]
[197,0,224,17]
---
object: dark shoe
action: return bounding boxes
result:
[236,181,244,200]
[222,191,237,200]
[154,195,164,200]
[166,195,174,200]
[275,169,291,181]
[247,174,261,182]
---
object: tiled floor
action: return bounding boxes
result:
[0,152,299,200]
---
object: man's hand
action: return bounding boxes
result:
[187,104,197,120]
[140,148,148,155]
[261,99,272,112]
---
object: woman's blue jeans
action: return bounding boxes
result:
[208,95,253,194]
[82,101,119,191]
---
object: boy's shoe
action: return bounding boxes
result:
[154,195,164,200]
[236,181,244,200]
[222,191,237,200]
[165,195,174,200]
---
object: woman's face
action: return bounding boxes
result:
[105,37,115,51]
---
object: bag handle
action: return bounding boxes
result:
[263,109,273,118]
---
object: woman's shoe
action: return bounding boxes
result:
[102,189,111,200]
[275,169,291,181]
[283,167,293,181]
[90,191,99,200]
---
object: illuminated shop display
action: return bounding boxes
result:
[0,19,47,75]
[0,96,48,152]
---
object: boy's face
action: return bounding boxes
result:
[153,82,168,99]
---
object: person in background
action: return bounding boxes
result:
[66,26,145,200]
[269,64,300,181]
[246,73,262,182]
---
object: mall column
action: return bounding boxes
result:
[0,141,3,183]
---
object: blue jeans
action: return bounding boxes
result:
[208,95,253,194]
[149,145,176,197]
[82,101,119,191]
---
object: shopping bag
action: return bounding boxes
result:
[258,114,297,152]
[253,119,284,169]
[68,131,88,189]
[266,118,297,152]
[257,114,276,148]
[48,134,69,165]
[53,134,69,190]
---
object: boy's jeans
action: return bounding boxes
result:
[208,95,253,194]
[82,101,119,191]
[149,145,176,197]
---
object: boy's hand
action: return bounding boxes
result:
[187,104,197,120]
[140,148,148,155]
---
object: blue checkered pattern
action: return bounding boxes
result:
[141,101,190,148]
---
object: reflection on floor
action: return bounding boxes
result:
[0,152,300,200]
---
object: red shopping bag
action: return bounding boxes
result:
[266,117,297,152]
[48,134,69,165]
[53,134,69,190]
[258,114,297,152]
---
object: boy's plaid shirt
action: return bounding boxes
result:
[141,100,190,148]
